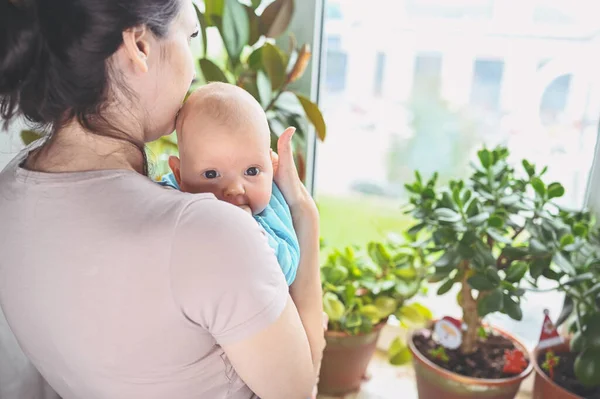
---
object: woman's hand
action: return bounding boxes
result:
[271,127,318,217]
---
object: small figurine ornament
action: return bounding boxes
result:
[538,309,564,350]
[502,349,528,375]
[434,316,463,349]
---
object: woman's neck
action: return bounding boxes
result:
[25,122,145,174]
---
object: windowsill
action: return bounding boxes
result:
[318,323,534,399]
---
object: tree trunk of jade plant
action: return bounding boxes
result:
[460,261,480,354]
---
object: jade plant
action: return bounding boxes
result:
[321,235,431,342]
[22,0,326,182]
[531,210,600,387]
[404,146,566,354]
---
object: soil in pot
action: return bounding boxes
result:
[413,330,529,379]
[537,351,600,399]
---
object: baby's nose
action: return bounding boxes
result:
[224,181,245,197]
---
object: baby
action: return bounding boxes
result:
[160,82,324,398]
[159,82,300,285]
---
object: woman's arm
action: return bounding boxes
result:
[289,200,325,381]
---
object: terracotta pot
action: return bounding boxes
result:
[408,326,533,399]
[317,321,386,396]
[532,340,581,399]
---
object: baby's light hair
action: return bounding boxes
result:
[176,82,269,145]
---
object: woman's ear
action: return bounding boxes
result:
[168,156,182,187]
[122,25,150,73]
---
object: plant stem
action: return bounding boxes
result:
[265,82,290,112]
[460,260,480,354]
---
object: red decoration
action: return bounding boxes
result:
[503,349,528,375]
[538,309,564,350]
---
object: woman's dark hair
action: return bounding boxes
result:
[0,0,182,174]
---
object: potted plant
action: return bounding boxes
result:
[21,0,326,182]
[401,146,568,399]
[319,236,431,395]
[528,210,600,398]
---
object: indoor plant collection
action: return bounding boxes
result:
[319,236,431,395]
[319,146,600,398]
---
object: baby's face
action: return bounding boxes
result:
[177,113,273,215]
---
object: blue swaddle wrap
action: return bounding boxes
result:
[158,173,300,285]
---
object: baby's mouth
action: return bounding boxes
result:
[238,204,252,214]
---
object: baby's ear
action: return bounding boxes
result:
[168,156,182,187]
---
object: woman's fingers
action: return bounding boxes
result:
[276,127,298,179]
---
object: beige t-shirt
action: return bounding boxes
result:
[0,147,289,399]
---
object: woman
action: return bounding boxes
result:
[0,0,324,398]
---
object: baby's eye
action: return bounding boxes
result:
[203,170,219,179]
[245,167,260,176]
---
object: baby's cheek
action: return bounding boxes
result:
[250,181,273,214]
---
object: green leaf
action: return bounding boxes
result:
[437,278,455,295]
[522,159,535,177]
[408,223,427,236]
[487,228,512,244]
[531,178,546,198]
[323,292,345,321]
[374,297,397,319]
[261,43,286,90]
[296,94,327,141]
[221,0,250,65]
[488,215,504,228]
[256,71,272,108]
[397,303,430,327]
[434,208,462,223]
[388,337,412,365]
[343,313,362,329]
[553,252,576,275]
[247,47,263,70]
[199,58,229,83]
[502,294,523,321]
[530,256,552,279]
[324,265,348,285]
[499,194,520,207]
[502,246,530,260]
[505,261,528,283]
[360,305,382,324]
[547,182,565,199]
[205,0,225,26]
[259,0,294,38]
[193,4,209,57]
[20,130,43,145]
[574,348,600,388]
[584,283,600,297]
[468,273,498,290]
[467,212,489,226]
[466,198,481,218]
[560,234,575,248]
[395,266,417,279]
[478,149,492,168]
[251,0,262,9]
[477,289,504,317]
[395,280,419,298]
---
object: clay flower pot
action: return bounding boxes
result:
[317,321,387,395]
[408,326,533,399]
[532,340,580,399]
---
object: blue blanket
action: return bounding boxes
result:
[159,173,300,285]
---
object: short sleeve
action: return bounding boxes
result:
[169,198,289,345]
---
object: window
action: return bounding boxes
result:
[469,59,504,112]
[316,0,600,348]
